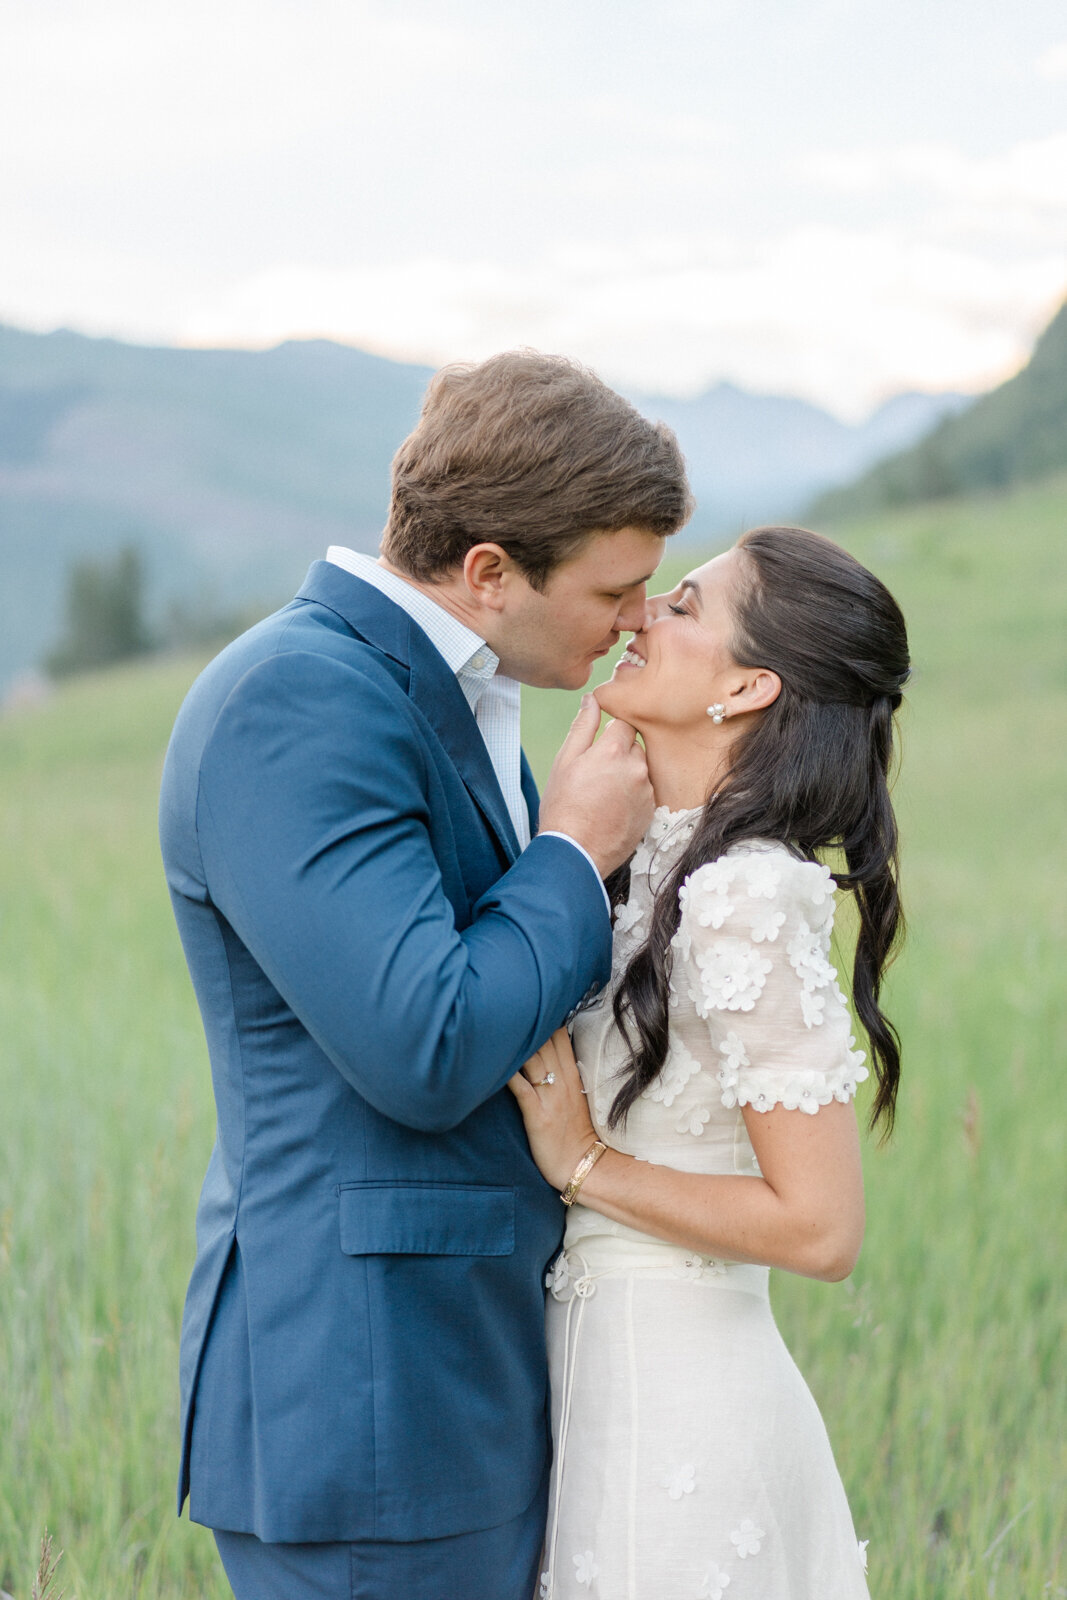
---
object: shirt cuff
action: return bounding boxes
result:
[537,832,612,917]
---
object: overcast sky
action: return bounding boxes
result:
[2,0,1065,416]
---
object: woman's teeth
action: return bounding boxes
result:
[619,648,646,668]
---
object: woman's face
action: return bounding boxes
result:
[595,546,748,732]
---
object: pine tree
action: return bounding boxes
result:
[44,544,154,677]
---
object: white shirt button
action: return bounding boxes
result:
[471,654,487,671]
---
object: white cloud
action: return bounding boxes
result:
[0,0,486,179]
[799,132,1067,212]
[580,97,732,149]
[1035,40,1067,79]
[1,1,1064,415]
[177,229,1066,417]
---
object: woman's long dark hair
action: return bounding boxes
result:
[605,525,910,1137]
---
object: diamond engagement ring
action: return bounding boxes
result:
[531,1072,557,1086]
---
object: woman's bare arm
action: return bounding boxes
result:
[510,1028,865,1283]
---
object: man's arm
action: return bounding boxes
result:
[196,649,612,1132]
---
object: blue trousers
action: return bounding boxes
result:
[213,1467,548,1600]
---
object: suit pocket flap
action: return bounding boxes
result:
[338,1182,515,1256]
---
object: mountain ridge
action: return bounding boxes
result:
[811,295,1067,520]
[629,380,969,531]
[0,320,967,688]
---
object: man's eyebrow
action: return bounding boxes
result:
[679,578,703,608]
[609,568,661,590]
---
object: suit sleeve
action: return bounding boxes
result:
[196,648,611,1132]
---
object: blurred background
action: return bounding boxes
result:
[0,2,1064,1596]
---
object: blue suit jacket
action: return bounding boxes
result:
[159,561,612,1543]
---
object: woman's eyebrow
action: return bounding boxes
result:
[679,578,703,609]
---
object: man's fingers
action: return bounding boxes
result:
[596,716,640,752]
[556,694,602,760]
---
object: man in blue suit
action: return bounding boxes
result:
[159,351,691,1599]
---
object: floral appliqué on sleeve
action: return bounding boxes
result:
[786,918,835,991]
[716,1030,750,1108]
[748,902,786,942]
[691,936,772,1014]
[738,853,780,899]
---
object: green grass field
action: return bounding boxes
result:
[1,479,1064,1597]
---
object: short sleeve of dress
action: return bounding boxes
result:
[671,844,869,1114]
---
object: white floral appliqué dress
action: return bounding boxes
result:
[541,811,872,1600]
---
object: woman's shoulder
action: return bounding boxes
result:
[679,840,837,928]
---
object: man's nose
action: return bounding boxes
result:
[617,590,653,633]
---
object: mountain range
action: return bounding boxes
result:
[0,320,969,690]
[630,382,969,531]
[812,295,1067,519]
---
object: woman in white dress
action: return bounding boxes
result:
[510,525,909,1600]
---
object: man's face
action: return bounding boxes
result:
[490,526,666,690]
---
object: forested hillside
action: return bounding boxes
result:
[813,295,1067,519]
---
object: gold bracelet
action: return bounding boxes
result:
[560,1140,608,1207]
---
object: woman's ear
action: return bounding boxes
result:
[728,667,782,715]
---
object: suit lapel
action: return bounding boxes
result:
[405,643,521,861]
[296,562,521,864]
[520,751,540,837]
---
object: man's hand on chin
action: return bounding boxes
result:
[537,694,654,880]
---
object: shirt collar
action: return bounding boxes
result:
[326,547,499,679]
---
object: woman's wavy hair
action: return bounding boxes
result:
[605,525,911,1137]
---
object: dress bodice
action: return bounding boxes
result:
[565,807,868,1257]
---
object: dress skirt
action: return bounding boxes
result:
[541,1235,871,1600]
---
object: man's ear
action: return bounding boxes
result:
[462,544,513,612]
[727,667,781,715]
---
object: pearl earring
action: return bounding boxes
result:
[706,703,726,724]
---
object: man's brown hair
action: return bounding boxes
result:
[381,351,693,588]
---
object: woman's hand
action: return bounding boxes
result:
[508,1027,600,1193]
[511,1033,865,1281]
